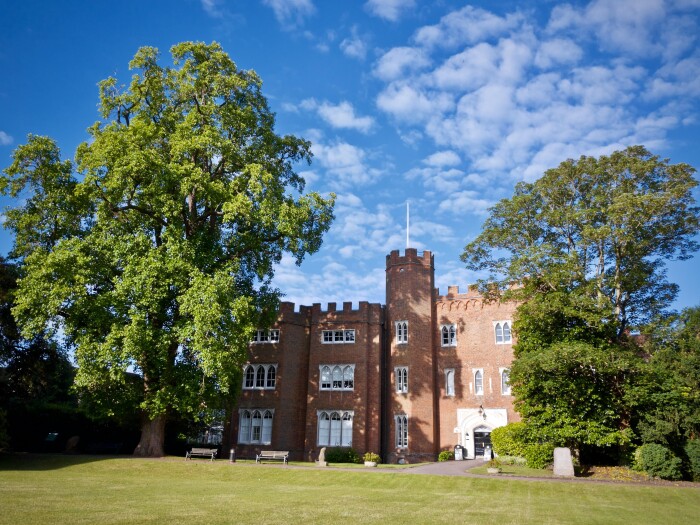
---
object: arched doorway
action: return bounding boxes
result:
[473,426,492,458]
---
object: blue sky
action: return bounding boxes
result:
[1,0,699,312]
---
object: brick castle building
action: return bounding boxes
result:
[231,248,520,463]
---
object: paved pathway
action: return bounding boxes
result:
[399,458,483,476]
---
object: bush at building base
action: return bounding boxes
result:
[324,448,361,464]
[633,443,683,480]
[684,440,700,481]
[438,450,453,462]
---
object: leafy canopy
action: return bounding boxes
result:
[462,145,699,336]
[463,147,698,454]
[1,42,334,453]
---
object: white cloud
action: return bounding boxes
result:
[0,131,13,146]
[376,83,453,123]
[373,2,700,186]
[374,47,431,82]
[200,0,223,18]
[262,0,315,29]
[548,0,667,57]
[414,5,524,49]
[423,150,461,167]
[437,190,493,216]
[340,26,368,60]
[534,38,583,69]
[302,99,375,133]
[311,140,381,188]
[365,0,416,22]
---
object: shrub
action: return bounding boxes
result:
[438,450,454,462]
[491,422,529,457]
[684,440,700,482]
[325,448,361,464]
[0,408,8,452]
[634,444,682,480]
[497,455,527,466]
[363,452,381,464]
[524,443,555,469]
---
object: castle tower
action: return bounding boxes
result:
[384,249,438,463]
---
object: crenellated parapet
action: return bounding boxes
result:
[310,301,384,325]
[386,248,434,269]
[277,301,312,326]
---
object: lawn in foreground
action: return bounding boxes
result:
[0,455,698,525]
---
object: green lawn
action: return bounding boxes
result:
[0,455,698,525]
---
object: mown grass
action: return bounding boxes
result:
[0,454,698,525]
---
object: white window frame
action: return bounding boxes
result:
[319,365,355,391]
[395,414,408,449]
[242,364,278,390]
[500,367,511,395]
[238,409,274,444]
[493,321,512,344]
[474,368,484,395]
[321,329,356,344]
[440,324,457,347]
[252,329,280,344]
[395,366,408,394]
[445,368,455,397]
[316,410,354,447]
[395,320,408,344]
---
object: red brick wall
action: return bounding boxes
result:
[303,301,384,461]
[434,289,520,453]
[230,251,521,464]
[384,249,439,463]
[233,303,311,461]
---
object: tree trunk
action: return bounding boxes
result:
[133,413,166,457]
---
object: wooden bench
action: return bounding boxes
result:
[256,450,289,464]
[186,447,218,461]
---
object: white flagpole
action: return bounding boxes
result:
[406,201,410,248]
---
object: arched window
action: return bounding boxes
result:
[319,365,354,391]
[266,365,276,388]
[441,325,456,346]
[320,366,331,390]
[330,412,342,446]
[243,364,278,390]
[395,367,408,393]
[395,415,408,448]
[396,320,408,344]
[445,369,455,396]
[252,410,262,442]
[341,412,353,446]
[262,410,273,444]
[501,369,511,395]
[474,370,483,395]
[238,410,251,443]
[318,412,330,445]
[503,322,512,343]
[494,321,512,344]
[332,366,343,389]
[317,410,354,446]
[343,366,354,389]
[244,366,255,388]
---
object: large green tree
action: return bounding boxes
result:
[632,306,700,449]
[1,42,334,456]
[462,146,699,337]
[462,147,699,455]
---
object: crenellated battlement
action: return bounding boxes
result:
[386,248,434,269]
[311,301,384,325]
[435,284,482,301]
[276,301,312,325]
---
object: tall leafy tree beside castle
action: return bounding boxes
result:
[462,146,699,454]
[1,42,335,456]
